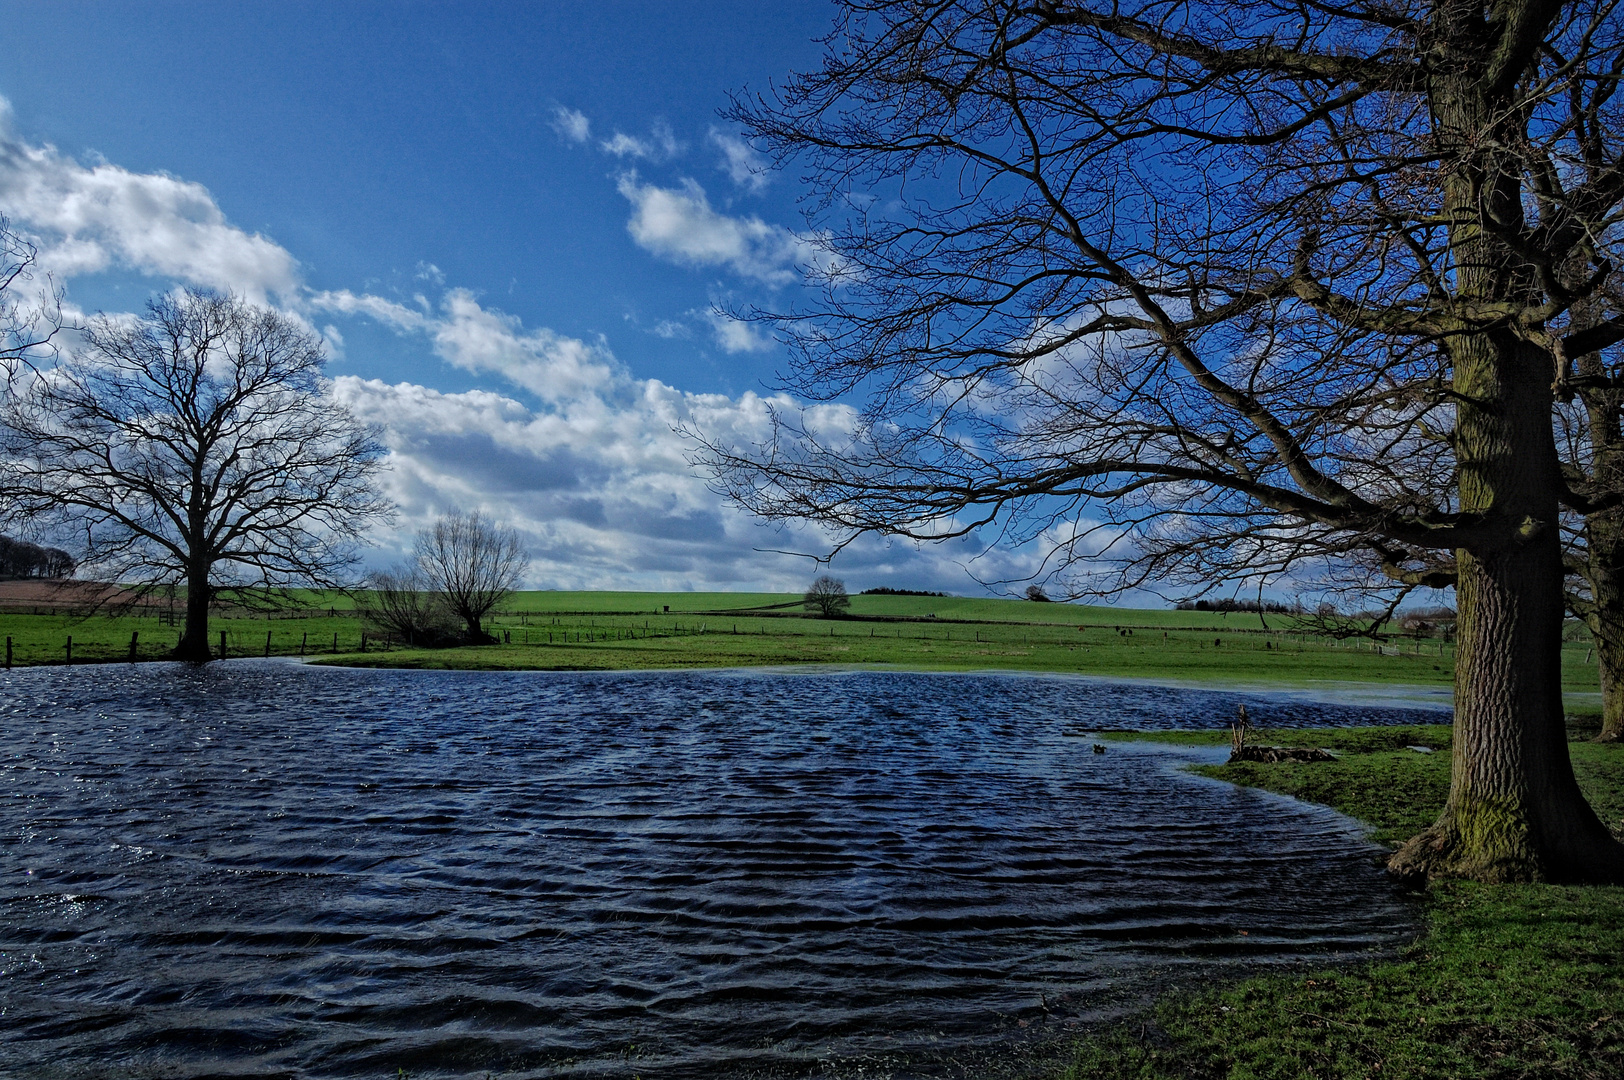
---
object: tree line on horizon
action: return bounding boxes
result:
[0,534,74,580]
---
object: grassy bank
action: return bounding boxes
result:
[0,589,1603,693]
[321,591,1576,692]
[1055,726,1624,1079]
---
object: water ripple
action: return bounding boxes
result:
[0,663,1435,1077]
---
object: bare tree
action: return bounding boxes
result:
[0,216,58,366]
[0,289,392,661]
[359,563,455,646]
[803,574,851,617]
[701,0,1624,882]
[1554,251,1624,742]
[414,511,528,642]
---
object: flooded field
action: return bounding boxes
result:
[0,663,1439,1078]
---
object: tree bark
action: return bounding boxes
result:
[1578,352,1624,743]
[1387,21,1624,882]
[1591,591,1624,742]
[1390,334,1624,881]
[173,562,213,663]
[1583,519,1624,742]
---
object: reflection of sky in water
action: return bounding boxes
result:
[0,662,1424,1078]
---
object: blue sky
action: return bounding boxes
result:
[0,1,1081,596]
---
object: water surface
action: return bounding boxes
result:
[0,663,1437,1078]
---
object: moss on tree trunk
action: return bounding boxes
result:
[1390,45,1624,881]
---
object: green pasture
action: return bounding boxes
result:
[1057,725,1624,1079]
[0,610,361,665]
[501,589,1314,628]
[0,590,1603,696]
[333,615,1470,688]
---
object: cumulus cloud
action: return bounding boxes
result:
[0,97,1010,592]
[332,364,1000,593]
[320,324,346,360]
[0,97,299,302]
[329,371,815,589]
[617,174,813,285]
[706,310,774,354]
[309,288,428,332]
[551,106,592,143]
[601,120,680,161]
[429,289,619,403]
[709,128,770,193]
[307,287,977,591]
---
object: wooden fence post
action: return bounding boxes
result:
[264,630,272,658]
[66,636,73,664]
[219,630,227,660]
[129,631,139,662]
[301,632,307,657]
[4,636,10,670]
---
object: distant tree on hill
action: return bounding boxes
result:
[1024,585,1051,602]
[804,575,850,617]
[414,511,529,642]
[860,586,944,597]
[1176,598,1292,614]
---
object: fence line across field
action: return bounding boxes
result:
[0,615,1468,669]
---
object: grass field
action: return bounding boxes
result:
[1054,725,1624,1079]
[0,589,1603,695]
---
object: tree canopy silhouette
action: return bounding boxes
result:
[700,0,1624,882]
[1,290,391,661]
[804,574,852,617]
[414,511,529,642]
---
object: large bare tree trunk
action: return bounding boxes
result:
[173,563,213,663]
[1386,33,1624,883]
[1393,541,1624,880]
[1594,620,1624,743]
[1391,333,1624,881]
[1578,348,1624,743]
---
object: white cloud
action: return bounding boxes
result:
[707,310,774,354]
[551,106,592,143]
[617,174,812,285]
[329,373,823,590]
[329,364,999,594]
[429,288,619,404]
[308,290,980,591]
[600,120,680,161]
[652,318,692,340]
[321,324,346,360]
[709,128,770,193]
[0,97,1011,593]
[309,288,428,332]
[0,96,299,302]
